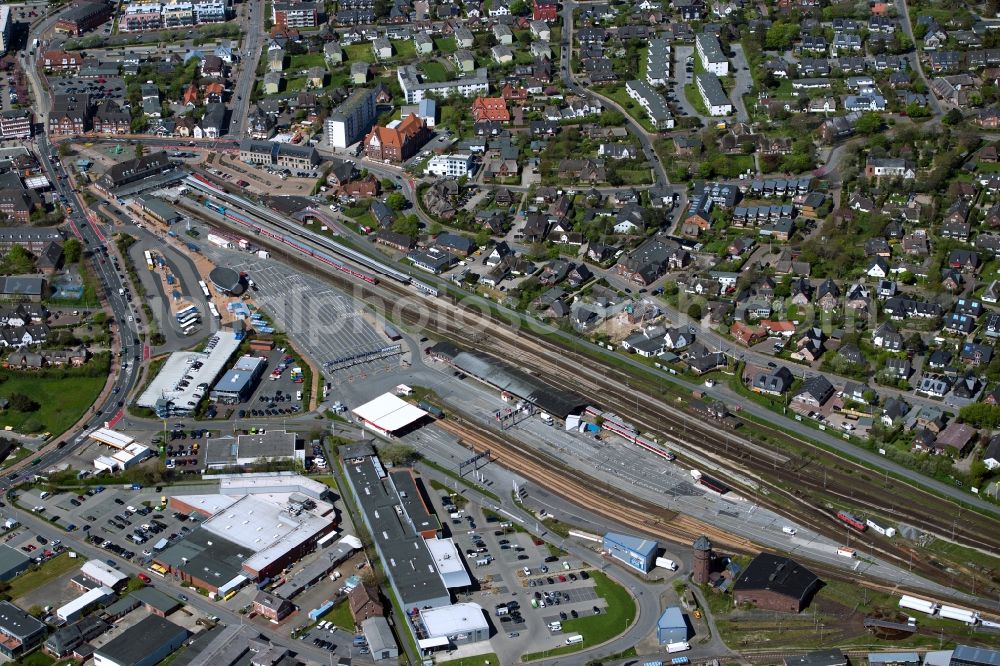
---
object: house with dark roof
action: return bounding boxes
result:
[752,366,794,396]
[793,375,834,407]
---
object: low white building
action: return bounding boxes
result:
[425,153,474,177]
[696,72,733,116]
[80,559,129,589]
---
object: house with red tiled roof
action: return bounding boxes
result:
[182,83,199,107]
[533,0,558,20]
[760,320,796,336]
[472,97,511,122]
[204,82,225,104]
[363,114,429,163]
[731,322,765,346]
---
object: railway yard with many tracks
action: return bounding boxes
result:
[189,169,1000,611]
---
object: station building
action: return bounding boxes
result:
[429,342,588,421]
[603,532,657,573]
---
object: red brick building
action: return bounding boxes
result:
[733,553,820,613]
[348,584,384,624]
[472,96,511,122]
[253,591,295,622]
[533,0,558,20]
[363,114,428,163]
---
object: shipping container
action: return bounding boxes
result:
[666,642,690,653]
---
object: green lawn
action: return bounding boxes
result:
[342,42,372,64]
[520,571,635,661]
[391,39,416,60]
[9,553,79,599]
[437,654,500,666]
[319,598,355,631]
[434,37,457,54]
[684,83,710,116]
[288,52,326,71]
[0,372,105,435]
[597,86,658,133]
[420,60,451,83]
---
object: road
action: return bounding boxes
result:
[232,0,265,137]
[893,0,942,116]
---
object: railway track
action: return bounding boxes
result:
[187,184,1000,601]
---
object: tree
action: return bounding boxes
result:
[687,303,703,320]
[379,443,417,466]
[942,108,964,126]
[509,0,527,14]
[391,215,420,238]
[855,112,883,135]
[8,393,39,412]
[386,192,408,211]
[63,238,82,264]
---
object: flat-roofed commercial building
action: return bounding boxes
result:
[93,616,187,666]
[0,601,46,657]
[210,354,267,404]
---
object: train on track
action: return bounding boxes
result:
[186,174,439,296]
[836,510,868,532]
[584,406,677,462]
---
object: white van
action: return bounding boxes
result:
[38,491,50,500]
[547,621,562,631]
[782,526,797,536]
[564,634,583,645]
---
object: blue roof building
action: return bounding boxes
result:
[656,606,687,644]
[603,532,657,573]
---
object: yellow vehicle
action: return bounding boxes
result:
[693,609,703,619]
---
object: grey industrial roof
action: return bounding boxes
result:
[435,346,588,419]
[139,196,183,222]
[212,356,266,398]
[0,544,30,576]
[155,528,253,586]
[237,430,297,460]
[0,601,45,640]
[205,435,237,468]
[696,32,727,63]
[95,615,187,666]
[343,454,448,607]
[389,469,439,533]
[0,276,45,297]
[130,587,181,614]
[952,646,1000,666]
[361,617,396,655]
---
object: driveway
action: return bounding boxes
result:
[729,44,753,124]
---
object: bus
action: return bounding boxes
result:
[180,323,199,336]
[178,316,201,330]
[175,306,199,323]
[564,634,583,645]
[198,280,211,298]
[144,250,154,271]
[207,302,220,319]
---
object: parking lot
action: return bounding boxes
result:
[197,243,399,381]
[421,491,605,653]
[18,484,216,568]
[48,76,127,104]
[234,347,307,420]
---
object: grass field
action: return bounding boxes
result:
[319,598,355,631]
[684,83,710,116]
[0,372,105,434]
[288,52,326,71]
[420,60,451,82]
[433,37,457,53]
[9,553,79,599]
[598,86,658,133]
[520,571,635,661]
[437,654,500,666]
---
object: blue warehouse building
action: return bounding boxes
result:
[657,606,688,644]
[603,532,657,573]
